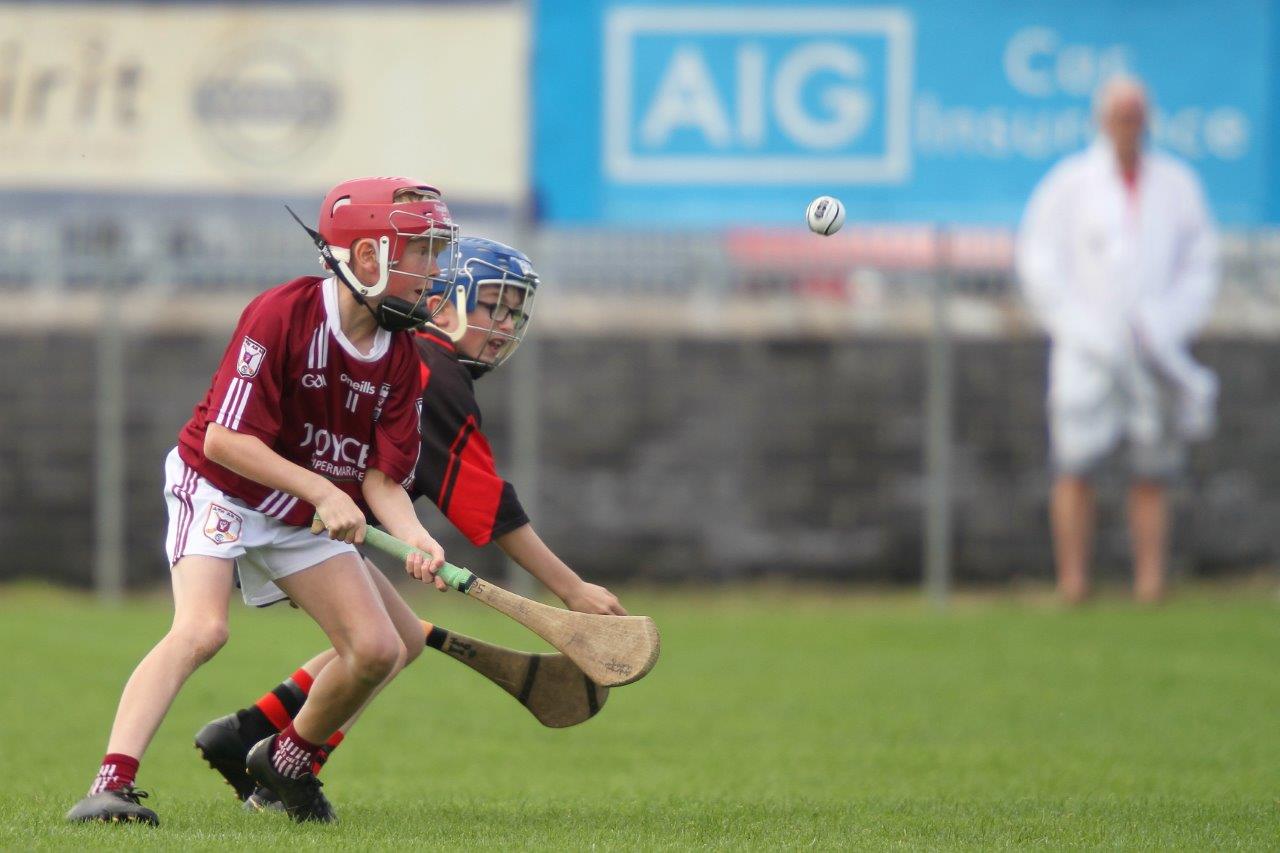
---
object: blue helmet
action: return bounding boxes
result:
[431,236,540,372]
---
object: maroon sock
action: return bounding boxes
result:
[90,753,139,794]
[271,724,323,779]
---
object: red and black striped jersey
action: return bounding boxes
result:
[410,326,529,545]
[177,277,423,526]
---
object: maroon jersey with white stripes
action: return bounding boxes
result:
[177,276,423,526]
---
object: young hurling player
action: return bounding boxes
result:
[66,177,456,826]
[192,237,627,812]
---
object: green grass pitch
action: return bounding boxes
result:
[1,581,1276,850]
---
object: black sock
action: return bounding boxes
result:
[234,707,278,746]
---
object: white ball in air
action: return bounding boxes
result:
[806,195,845,236]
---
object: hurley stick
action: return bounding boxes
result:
[345,523,660,687]
[422,621,608,727]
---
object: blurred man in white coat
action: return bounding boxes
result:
[1017,75,1219,604]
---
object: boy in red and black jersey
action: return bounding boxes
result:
[411,321,530,547]
[67,178,458,827]
[405,273,621,612]
[413,237,623,614]
[195,238,626,812]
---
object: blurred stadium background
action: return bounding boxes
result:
[2,0,1279,599]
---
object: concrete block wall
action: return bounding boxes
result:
[1,331,1276,588]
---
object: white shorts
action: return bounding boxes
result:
[1048,347,1184,480]
[163,447,357,606]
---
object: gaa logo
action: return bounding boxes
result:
[193,40,339,167]
[604,6,914,184]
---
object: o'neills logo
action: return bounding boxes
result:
[192,39,338,166]
[340,373,377,395]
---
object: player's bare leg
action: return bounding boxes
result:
[1051,475,1095,604]
[297,649,339,678]
[105,556,235,757]
[1128,479,1169,603]
[199,561,424,808]
[238,562,426,812]
[269,563,426,755]
[68,556,234,824]
[331,560,426,729]
[274,560,426,729]
[272,553,403,741]
[242,551,402,822]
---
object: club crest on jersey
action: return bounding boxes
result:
[372,383,392,422]
[203,504,243,545]
[237,336,267,378]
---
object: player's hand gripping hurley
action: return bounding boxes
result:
[314,518,660,687]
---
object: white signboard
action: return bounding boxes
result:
[0,3,525,201]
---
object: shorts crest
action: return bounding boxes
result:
[204,503,244,545]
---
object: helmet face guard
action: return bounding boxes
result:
[433,237,540,372]
[456,258,538,371]
[326,207,457,301]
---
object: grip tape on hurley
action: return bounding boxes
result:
[312,516,477,593]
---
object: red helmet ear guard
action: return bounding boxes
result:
[315,176,456,298]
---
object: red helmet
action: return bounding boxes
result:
[316,176,457,298]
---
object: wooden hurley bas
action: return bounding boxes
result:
[345,522,660,688]
[422,621,608,728]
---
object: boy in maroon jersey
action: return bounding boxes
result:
[193,237,627,811]
[66,177,457,826]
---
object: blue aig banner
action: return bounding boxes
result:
[533,0,1270,225]
[603,7,912,185]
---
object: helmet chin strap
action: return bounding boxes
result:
[329,237,390,298]
[424,285,474,343]
[373,296,432,332]
[288,202,389,287]
[445,284,468,342]
[287,205,413,330]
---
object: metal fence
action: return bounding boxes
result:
[2,209,1279,600]
[6,204,1280,332]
